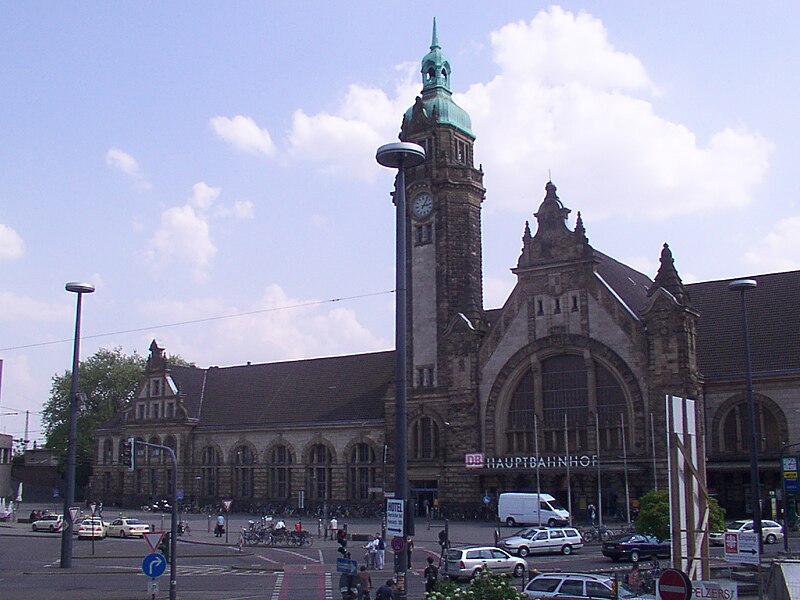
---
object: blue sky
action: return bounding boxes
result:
[1,2,798,446]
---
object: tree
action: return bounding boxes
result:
[636,489,726,540]
[41,346,190,493]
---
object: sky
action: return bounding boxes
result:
[1,2,798,447]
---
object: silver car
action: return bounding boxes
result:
[499,526,584,557]
[524,572,646,599]
[443,546,527,581]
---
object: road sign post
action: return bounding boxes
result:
[142,552,167,578]
[723,531,760,565]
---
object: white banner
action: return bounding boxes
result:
[386,499,404,537]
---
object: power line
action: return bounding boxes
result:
[0,289,394,352]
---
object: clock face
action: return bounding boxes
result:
[412,193,433,219]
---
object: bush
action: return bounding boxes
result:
[424,568,527,600]
[636,489,726,540]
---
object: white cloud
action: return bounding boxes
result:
[105,147,151,189]
[744,215,800,273]
[145,182,219,281]
[232,200,254,220]
[287,63,419,180]
[0,224,24,261]
[138,284,389,367]
[210,115,276,157]
[0,291,72,321]
[284,7,771,221]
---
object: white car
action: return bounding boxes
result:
[31,514,64,533]
[709,519,784,546]
[106,517,151,538]
[499,527,584,556]
[77,518,107,539]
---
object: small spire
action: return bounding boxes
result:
[431,17,440,49]
[648,243,689,303]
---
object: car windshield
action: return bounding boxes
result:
[548,499,566,511]
[730,520,750,530]
[126,519,142,525]
[445,550,462,561]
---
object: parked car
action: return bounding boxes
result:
[524,572,648,599]
[499,526,584,556]
[601,533,670,562]
[709,519,784,546]
[77,518,107,540]
[106,517,151,538]
[443,546,527,581]
[31,514,63,533]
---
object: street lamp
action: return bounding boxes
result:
[376,141,425,600]
[60,281,95,569]
[728,278,761,553]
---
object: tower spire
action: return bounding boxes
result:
[431,17,440,49]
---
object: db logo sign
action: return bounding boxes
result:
[465,453,485,469]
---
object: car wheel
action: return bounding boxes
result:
[630,550,641,562]
[561,544,573,555]
[513,564,525,578]
[548,518,557,527]
[121,530,127,539]
[472,567,482,579]
[505,517,516,527]
[766,533,777,544]
[32,524,38,532]
[518,546,529,558]
[49,525,55,533]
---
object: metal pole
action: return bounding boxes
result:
[168,447,178,600]
[376,141,425,600]
[621,413,631,525]
[534,413,541,525]
[729,280,763,561]
[780,442,800,553]
[565,414,572,526]
[596,413,603,527]
[651,412,658,492]
[60,282,94,568]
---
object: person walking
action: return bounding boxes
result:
[215,513,225,537]
[587,502,596,526]
[358,565,372,599]
[375,533,385,570]
[329,516,339,539]
[627,563,642,594]
[405,536,414,569]
[423,556,439,593]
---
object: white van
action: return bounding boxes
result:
[498,492,570,527]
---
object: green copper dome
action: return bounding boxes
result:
[404,19,473,137]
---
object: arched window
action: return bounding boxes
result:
[233,445,256,498]
[504,355,628,454]
[721,400,782,453]
[102,439,114,465]
[164,435,177,459]
[307,444,332,501]
[200,446,221,498]
[268,444,292,500]
[348,443,376,500]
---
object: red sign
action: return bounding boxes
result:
[464,453,484,469]
[390,536,405,552]
[658,568,692,600]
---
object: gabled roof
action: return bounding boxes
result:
[593,251,653,316]
[687,270,800,380]
[169,351,394,428]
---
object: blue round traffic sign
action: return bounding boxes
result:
[142,552,167,578]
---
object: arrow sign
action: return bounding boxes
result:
[142,552,167,578]
[143,531,166,553]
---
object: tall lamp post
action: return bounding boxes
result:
[60,281,95,568]
[728,278,762,553]
[376,141,425,600]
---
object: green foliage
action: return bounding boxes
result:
[635,489,726,540]
[424,569,527,600]
[41,346,190,489]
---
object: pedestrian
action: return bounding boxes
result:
[358,564,372,599]
[215,512,225,537]
[330,515,339,539]
[295,519,303,533]
[423,556,439,593]
[363,536,377,569]
[406,535,414,569]
[375,533,385,570]
[587,502,596,526]
[339,569,357,600]
[375,578,395,600]
[627,563,641,594]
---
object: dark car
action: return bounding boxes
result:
[601,533,670,562]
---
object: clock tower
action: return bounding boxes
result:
[400,20,485,393]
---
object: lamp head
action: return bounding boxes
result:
[65,282,95,294]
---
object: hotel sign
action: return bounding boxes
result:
[465,453,598,469]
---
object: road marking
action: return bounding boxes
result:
[270,572,284,600]
[255,553,281,564]
[318,549,324,564]
[325,572,333,600]
[267,547,319,562]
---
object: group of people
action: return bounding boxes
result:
[339,566,396,600]
[361,532,387,569]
